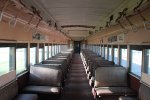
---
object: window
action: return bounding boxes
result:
[144,49,150,74]
[104,46,107,59]
[52,45,55,56]
[131,50,142,76]
[99,45,101,56]
[58,45,60,53]
[108,47,112,61]
[54,45,57,55]
[39,44,44,62]
[120,48,127,67]
[16,48,27,74]
[30,45,37,65]
[0,47,11,75]
[113,47,118,64]
[45,45,48,60]
[49,45,52,58]
[102,46,104,57]
[0,43,15,76]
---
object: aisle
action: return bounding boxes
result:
[60,54,94,100]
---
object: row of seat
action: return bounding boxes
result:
[0,49,73,100]
[80,49,136,100]
[0,71,38,100]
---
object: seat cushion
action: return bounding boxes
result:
[0,80,18,100]
[119,96,138,100]
[29,66,62,86]
[95,67,128,87]
[15,94,38,100]
[23,85,61,94]
[95,87,136,96]
[139,83,150,100]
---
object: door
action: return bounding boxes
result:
[74,41,81,53]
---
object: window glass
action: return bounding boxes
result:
[105,47,107,59]
[54,45,57,55]
[114,48,118,64]
[58,45,60,52]
[52,45,55,56]
[101,46,104,57]
[16,48,27,74]
[144,49,150,75]
[30,47,36,65]
[144,49,150,74]
[120,48,127,67]
[0,47,10,76]
[39,48,43,62]
[45,46,48,60]
[49,45,52,58]
[131,50,142,76]
[108,47,112,61]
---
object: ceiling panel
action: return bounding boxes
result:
[21,0,125,40]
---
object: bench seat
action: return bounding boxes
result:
[23,85,61,94]
[15,94,38,100]
[95,87,136,96]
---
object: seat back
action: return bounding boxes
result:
[139,83,150,100]
[29,66,62,87]
[0,80,18,100]
[95,67,128,87]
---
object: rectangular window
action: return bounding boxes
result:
[114,48,118,64]
[0,47,10,76]
[39,48,43,62]
[30,47,36,65]
[108,47,112,61]
[55,45,57,55]
[58,45,60,52]
[105,46,107,59]
[52,45,55,56]
[131,50,142,76]
[102,46,104,57]
[144,49,150,74]
[99,45,101,56]
[49,45,52,58]
[39,44,44,63]
[120,48,127,67]
[45,45,48,60]
[16,48,27,74]
[0,43,15,76]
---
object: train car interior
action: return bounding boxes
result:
[0,0,150,100]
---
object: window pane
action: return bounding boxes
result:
[45,46,48,60]
[144,49,150,74]
[108,48,112,61]
[16,48,27,74]
[120,49,127,67]
[30,47,36,65]
[114,48,118,64]
[52,45,55,56]
[49,46,52,58]
[39,48,43,62]
[102,46,104,57]
[0,48,10,76]
[131,50,142,76]
[105,47,107,59]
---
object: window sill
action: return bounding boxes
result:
[129,73,141,80]
[17,70,28,78]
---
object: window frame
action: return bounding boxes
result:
[16,43,28,75]
[0,43,16,76]
[129,45,143,77]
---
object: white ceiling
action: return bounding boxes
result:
[21,0,125,41]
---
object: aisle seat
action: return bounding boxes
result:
[93,67,136,100]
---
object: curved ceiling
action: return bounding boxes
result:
[21,0,127,41]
